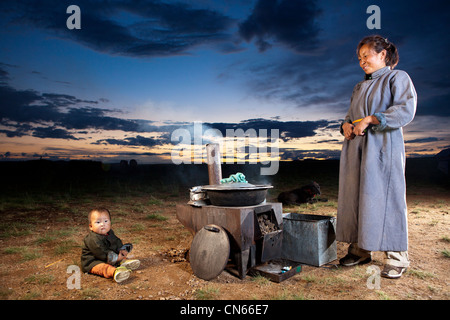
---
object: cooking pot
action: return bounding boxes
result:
[201,183,273,207]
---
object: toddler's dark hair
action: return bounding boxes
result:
[88,208,111,223]
[357,35,399,69]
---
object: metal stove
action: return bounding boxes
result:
[176,201,283,279]
[175,144,301,281]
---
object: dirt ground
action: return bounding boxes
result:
[0,184,449,302]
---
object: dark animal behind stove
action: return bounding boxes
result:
[277,181,327,205]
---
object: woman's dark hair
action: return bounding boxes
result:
[357,35,399,69]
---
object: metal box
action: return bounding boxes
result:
[282,213,337,266]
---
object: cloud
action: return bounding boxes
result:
[0,75,334,145]
[230,0,450,121]
[1,80,329,145]
[238,0,322,53]
[94,135,163,147]
[0,85,61,124]
[61,107,141,132]
[222,49,360,118]
[227,118,330,142]
[0,0,238,58]
[163,118,330,144]
[0,82,151,139]
[103,118,332,148]
[0,64,11,84]
[32,127,79,140]
[405,137,440,144]
[415,92,450,117]
[0,124,33,138]
[280,148,340,160]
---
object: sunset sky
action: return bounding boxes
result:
[1,0,449,164]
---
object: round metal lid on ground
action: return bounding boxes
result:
[189,224,230,281]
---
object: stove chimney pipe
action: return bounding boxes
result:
[206,143,222,185]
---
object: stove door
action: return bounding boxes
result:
[254,206,283,263]
[189,224,230,280]
[259,230,283,262]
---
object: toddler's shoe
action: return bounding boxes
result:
[113,266,131,283]
[120,259,141,270]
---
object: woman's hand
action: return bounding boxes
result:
[342,122,355,140]
[353,118,369,136]
[353,115,380,136]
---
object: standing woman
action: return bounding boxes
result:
[337,35,417,278]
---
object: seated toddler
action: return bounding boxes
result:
[81,208,140,283]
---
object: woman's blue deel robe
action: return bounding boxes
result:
[336,66,417,252]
